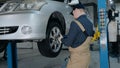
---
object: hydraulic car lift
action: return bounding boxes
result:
[7,42,17,68]
[98,0,109,68]
[6,0,111,68]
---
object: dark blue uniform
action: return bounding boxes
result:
[61,15,93,48]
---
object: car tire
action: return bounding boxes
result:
[0,41,8,53]
[37,20,63,57]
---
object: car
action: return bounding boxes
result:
[0,0,8,53]
[0,0,74,57]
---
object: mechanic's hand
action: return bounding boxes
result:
[58,34,63,43]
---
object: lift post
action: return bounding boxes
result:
[98,0,109,68]
[7,42,17,68]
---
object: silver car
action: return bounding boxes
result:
[0,0,74,57]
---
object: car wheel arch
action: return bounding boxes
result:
[47,11,66,35]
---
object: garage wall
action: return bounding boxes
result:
[80,0,97,4]
[116,3,120,35]
[116,3,120,22]
[17,42,38,49]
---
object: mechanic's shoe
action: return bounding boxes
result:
[68,0,79,5]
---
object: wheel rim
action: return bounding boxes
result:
[49,26,62,52]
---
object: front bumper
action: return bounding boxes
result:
[0,11,47,40]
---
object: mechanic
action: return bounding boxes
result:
[59,2,94,68]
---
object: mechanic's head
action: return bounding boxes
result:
[72,3,86,19]
[72,2,85,10]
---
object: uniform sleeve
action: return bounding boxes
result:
[61,22,79,47]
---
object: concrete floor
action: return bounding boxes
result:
[0,44,120,68]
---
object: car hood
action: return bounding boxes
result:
[0,1,48,26]
[0,11,42,26]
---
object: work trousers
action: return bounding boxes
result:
[67,37,92,68]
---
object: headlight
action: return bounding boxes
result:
[21,26,32,34]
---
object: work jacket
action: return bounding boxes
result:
[61,14,94,48]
